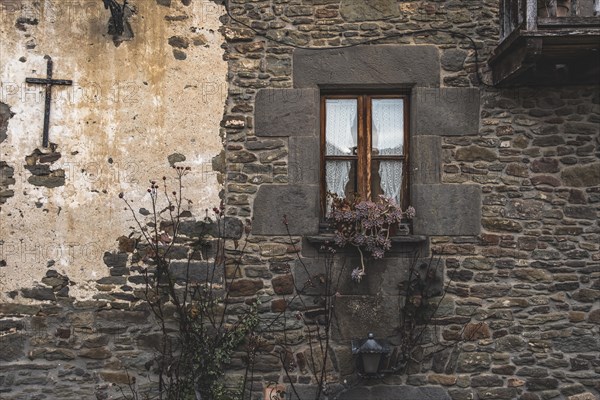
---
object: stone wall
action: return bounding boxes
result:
[0,0,599,399]
[431,87,600,400]
[216,0,599,399]
[0,102,16,204]
[0,213,248,399]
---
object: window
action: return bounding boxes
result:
[320,93,409,214]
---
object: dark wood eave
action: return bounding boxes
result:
[489,18,600,87]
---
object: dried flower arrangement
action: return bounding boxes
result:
[327,193,415,282]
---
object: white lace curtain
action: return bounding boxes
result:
[372,99,404,204]
[325,99,357,197]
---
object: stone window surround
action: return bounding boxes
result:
[252,44,482,238]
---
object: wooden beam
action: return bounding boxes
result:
[538,16,600,27]
[526,0,538,30]
[492,37,543,85]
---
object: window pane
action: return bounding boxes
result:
[325,99,358,156]
[371,160,403,205]
[326,160,356,198]
[372,99,404,156]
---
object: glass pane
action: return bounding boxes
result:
[325,99,358,156]
[326,160,356,198]
[372,99,404,156]
[371,160,402,205]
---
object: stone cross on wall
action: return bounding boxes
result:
[25,55,73,148]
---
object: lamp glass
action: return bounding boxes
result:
[361,353,382,375]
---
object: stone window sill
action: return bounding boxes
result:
[306,234,428,245]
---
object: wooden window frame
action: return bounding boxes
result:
[320,93,410,218]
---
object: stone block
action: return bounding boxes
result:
[413,88,480,136]
[448,388,475,400]
[332,295,400,340]
[457,352,491,373]
[255,88,319,137]
[553,335,599,352]
[252,185,320,235]
[564,206,596,220]
[21,286,56,301]
[455,145,497,162]
[471,374,504,387]
[44,348,76,361]
[337,385,451,400]
[96,310,150,325]
[374,386,451,400]
[475,388,518,399]
[99,371,135,385]
[287,384,328,400]
[411,135,441,184]
[531,157,559,173]
[336,386,371,400]
[0,333,25,361]
[169,261,223,283]
[103,252,129,269]
[215,217,245,239]
[0,102,14,144]
[79,347,112,360]
[561,162,600,187]
[526,378,559,391]
[293,45,440,88]
[504,199,544,220]
[288,136,320,184]
[292,258,328,296]
[339,0,400,21]
[228,279,263,297]
[441,49,468,72]
[0,319,24,332]
[482,218,523,233]
[222,26,255,42]
[178,217,243,239]
[257,312,304,332]
[412,184,481,236]
[272,274,294,295]
[333,256,415,297]
[568,394,598,400]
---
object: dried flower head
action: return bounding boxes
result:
[327,193,415,283]
[351,268,365,283]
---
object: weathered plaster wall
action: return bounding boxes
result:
[0,0,226,299]
[0,1,228,398]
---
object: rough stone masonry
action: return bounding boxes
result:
[1,0,599,399]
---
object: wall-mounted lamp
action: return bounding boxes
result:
[351,333,390,377]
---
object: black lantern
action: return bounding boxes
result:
[351,333,390,377]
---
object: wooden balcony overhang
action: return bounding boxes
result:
[489,23,600,86]
[490,0,600,86]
